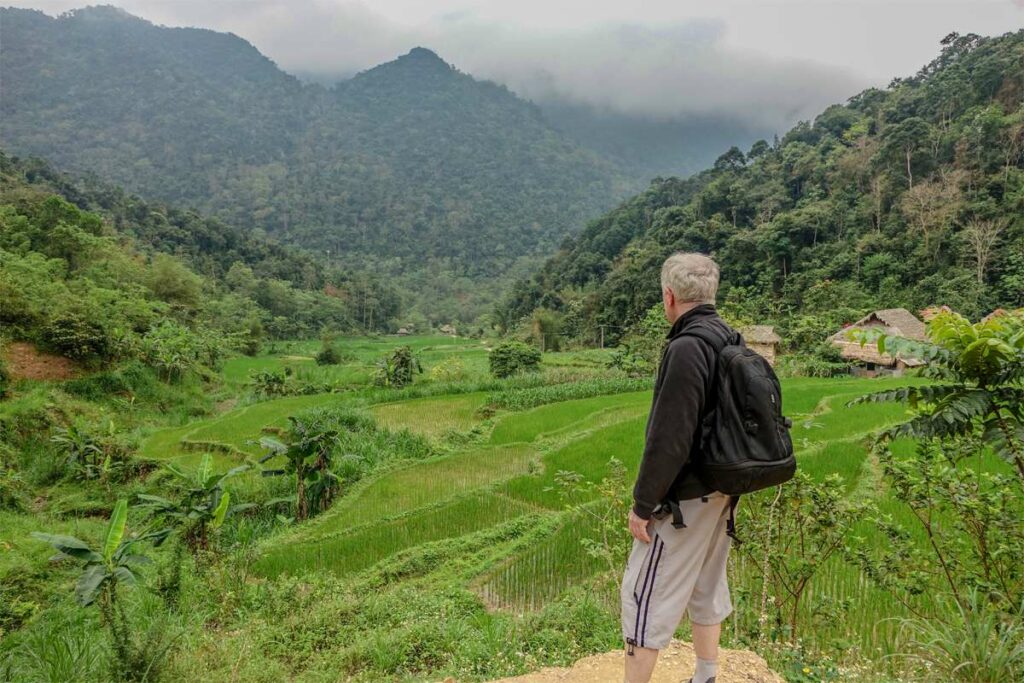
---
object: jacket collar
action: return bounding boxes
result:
[666,304,718,339]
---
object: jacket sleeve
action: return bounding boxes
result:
[632,337,712,519]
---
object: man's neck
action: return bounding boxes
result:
[668,301,703,325]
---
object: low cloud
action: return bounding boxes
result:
[14,0,869,130]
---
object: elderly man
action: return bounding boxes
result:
[622,252,737,683]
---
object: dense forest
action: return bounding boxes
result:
[502,31,1024,354]
[0,150,399,374]
[0,6,635,323]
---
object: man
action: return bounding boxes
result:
[622,252,735,683]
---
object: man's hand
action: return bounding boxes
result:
[628,509,653,543]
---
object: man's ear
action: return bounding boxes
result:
[663,287,675,307]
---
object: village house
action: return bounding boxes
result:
[742,325,782,366]
[830,308,927,377]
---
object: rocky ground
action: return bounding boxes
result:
[484,640,783,683]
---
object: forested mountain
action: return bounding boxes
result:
[0,150,397,369]
[0,6,635,322]
[502,31,1024,349]
[540,102,770,180]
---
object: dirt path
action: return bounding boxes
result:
[484,640,783,683]
[3,342,80,381]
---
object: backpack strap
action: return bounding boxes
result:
[667,499,687,530]
[679,321,732,354]
[726,495,742,545]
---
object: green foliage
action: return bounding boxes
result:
[850,309,1024,478]
[32,501,173,681]
[259,411,343,521]
[248,368,292,399]
[137,456,251,555]
[374,346,423,388]
[895,590,1024,682]
[314,342,343,366]
[486,377,649,411]
[504,31,1024,345]
[0,344,10,399]
[737,472,868,641]
[552,458,632,575]
[489,341,542,379]
[1,9,630,323]
[41,309,116,364]
[138,320,221,383]
[428,355,466,383]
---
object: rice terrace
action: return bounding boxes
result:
[1,8,1023,683]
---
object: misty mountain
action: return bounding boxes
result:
[0,6,638,320]
[502,30,1024,342]
[537,101,773,180]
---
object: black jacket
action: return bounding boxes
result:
[632,304,732,519]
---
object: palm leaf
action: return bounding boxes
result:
[211,490,230,529]
[103,499,128,563]
[75,564,109,606]
[30,533,103,563]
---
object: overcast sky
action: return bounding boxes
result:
[9,1,1023,129]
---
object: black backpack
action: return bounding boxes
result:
[684,321,796,497]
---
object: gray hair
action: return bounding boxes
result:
[661,252,720,305]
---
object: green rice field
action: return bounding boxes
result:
[134,339,987,663]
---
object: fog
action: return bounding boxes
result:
[9,0,1023,130]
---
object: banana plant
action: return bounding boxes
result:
[51,423,104,480]
[259,414,340,521]
[33,501,171,680]
[136,455,252,553]
[32,499,169,607]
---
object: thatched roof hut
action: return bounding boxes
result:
[742,326,782,366]
[830,308,927,373]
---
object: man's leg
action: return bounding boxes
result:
[692,620,721,660]
[622,499,727,683]
[686,494,735,683]
[690,621,721,682]
[623,645,659,683]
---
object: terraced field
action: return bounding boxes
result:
[141,371,985,657]
[245,378,925,602]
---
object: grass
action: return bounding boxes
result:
[476,514,608,611]
[371,392,488,440]
[488,392,649,446]
[254,493,540,578]
[6,331,975,683]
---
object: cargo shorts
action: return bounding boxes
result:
[621,492,733,650]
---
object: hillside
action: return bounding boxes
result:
[0,6,635,322]
[502,31,1024,346]
[0,150,392,376]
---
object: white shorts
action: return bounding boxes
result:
[621,492,733,650]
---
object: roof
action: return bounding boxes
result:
[830,307,928,366]
[742,325,781,344]
[830,308,927,342]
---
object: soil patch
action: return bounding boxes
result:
[485,641,782,683]
[3,342,81,381]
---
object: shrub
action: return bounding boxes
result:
[374,346,422,388]
[489,341,541,378]
[138,320,222,382]
[249,369,291,398]
[315,343,342,366]
[428,356,465,382]
[42,310,113,364]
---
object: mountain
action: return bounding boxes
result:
[538,102,772,180]
[0,6,636,322]
[0,150,395,373]
[501,31,1024,346]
